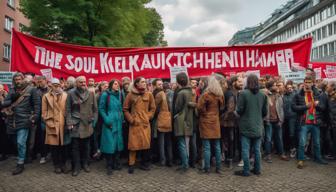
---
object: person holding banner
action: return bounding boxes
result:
[41,78,68,174]
[123,77,156,174]
[0,72,41,175]
[66,76,97,176]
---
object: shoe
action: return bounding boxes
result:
[315,159,328,165]
[54,167,62,174]
[39,157,47,164]
[128,165,134,174]
[251,169,261,175]
[264,155,272,163]
[234,170,250,177]
[72,170,80,177]
[280,155,290,161]
[297,161,304,169]
[166,161,173,167]
[139,164,150,171]
[83,164,90,173]
[290,148,296,158]
[198,168,210,174]
[12,164,24,175]
[215,168,223,174]
[61,163,71,174]
[0,155,8,161]
[237,160,244,167]
[176,167,188,173]
[227,159,233,169]
[107,166,113,176]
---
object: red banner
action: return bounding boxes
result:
[310,62,336,79]
[11,30,312,81]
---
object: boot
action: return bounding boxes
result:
[72,169,80,177]
[128,165,134,174]
[107,166,113,176]
[227,159,233,169]
[0,154,8,161]
[61,161,71,174]
[82,164,90,173]
[12,164,24,175]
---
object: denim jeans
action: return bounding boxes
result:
[17,128,29,164]
[298,124,322,161]
[177,136,189,168]
[158,131,173,164]
[202,139,221,170]
[189,132,197,166]
[264,122,284,155]
[241,135,261,174]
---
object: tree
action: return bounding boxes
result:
[20,0,167,47]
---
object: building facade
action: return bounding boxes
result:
[228,26,261,46]
[253,0,336,62]
[0,0,30,71]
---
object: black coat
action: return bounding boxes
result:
[1,85,40,134]
[328,96,336,128]
[291,87,326,126]
[283,91,296,118]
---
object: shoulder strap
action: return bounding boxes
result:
[11,86,30,108]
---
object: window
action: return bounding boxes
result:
[7,0,15,9]
[328,23,333,36]
[5,16,14,32]
[317,28,321,40]
[322,26,327,38]
[3,44,10,60]
[323,44,328,57]
[329,42,335,56]
[318,46,323,58]
[19,23,26,32]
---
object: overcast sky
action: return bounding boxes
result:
[148,0,289,46]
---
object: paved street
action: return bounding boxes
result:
[0,157,335,192]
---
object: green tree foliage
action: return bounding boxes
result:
[20,0,167,47]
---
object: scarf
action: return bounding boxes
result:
[304,91,316,124]
[135,87,146,95]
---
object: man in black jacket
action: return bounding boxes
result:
[0,73,40,175]
[292,76,328,169]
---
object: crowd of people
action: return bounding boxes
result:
[0,69,335,177]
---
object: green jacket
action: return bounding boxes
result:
[236,89,268,138]
[173,87,194,137]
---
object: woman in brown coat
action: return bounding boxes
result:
[41,78,67,174]
[197,76,224,173]
[123,77,156,174]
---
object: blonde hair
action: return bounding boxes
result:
[206,75,223,97]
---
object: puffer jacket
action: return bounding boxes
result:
[1,85,40,134]
[291,87,326,126]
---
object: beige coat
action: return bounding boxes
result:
[123,88,156,151]
[42,92,67,145]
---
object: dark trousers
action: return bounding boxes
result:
[320,125,333,156]
[36,121,48,158]
[158,131,173,164]
[0,118,10,155]
[223,127,235,160]
[51,145,66,168]
[71,137,90,170]
[26,123,37,159]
